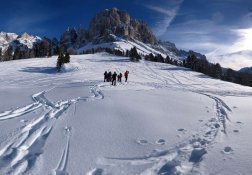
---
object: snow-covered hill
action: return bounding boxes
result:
[0,53,252,175]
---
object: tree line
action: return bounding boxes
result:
[0,39,60,62]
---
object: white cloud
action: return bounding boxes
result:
[144,0,184,36]
[207,50,252,70]
[232,28,252,51]
[205,27,252,70]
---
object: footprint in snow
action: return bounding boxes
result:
[198,120,204,122]
[64,126,72,135]
[222,146,233,154]
[156,139,166,145]
[136,139,148,145]
[177,128,186,132]
[236,121,242,124]
[233,130,239,133]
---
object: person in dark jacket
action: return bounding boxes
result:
[104,71,108,82]
[108,71,112,82]
[117,74,120,82]
[119,73,123,82]
[124,70,129,82]
[112,72,117,86]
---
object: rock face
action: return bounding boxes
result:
[59,26,88,54]
[59,26,88,53]
[58,8,158,53]
[157,41,206,60]
[88,8,157,45]
[0,32,56,61]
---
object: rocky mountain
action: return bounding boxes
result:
[0,32,58,61]
[0,8,205,62]
[59,8,157,54]
[88,8,157,45]
[0,32,41,51]
[59,8,205,60]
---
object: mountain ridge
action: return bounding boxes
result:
[0,8,206,62]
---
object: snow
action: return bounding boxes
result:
[78,35,168,58]
[0,53,252,174]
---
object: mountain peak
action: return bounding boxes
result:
[20,32,30,39]
[88,8,157,45]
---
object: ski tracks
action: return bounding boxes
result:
[0,82,104,174]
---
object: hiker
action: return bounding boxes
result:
[104,71,108,82]
[108,71,112,82]
[112,72,117,86]
[117,74,120,82]
[124,70,129,82]
[119,73,122,82]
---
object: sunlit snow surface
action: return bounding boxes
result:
[0,53,252,175]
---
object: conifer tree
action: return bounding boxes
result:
[13,47,21,60]
[129,47,141,62]
[0,48,2,61]
[65,52,70,63]
[56,53,64,71]
[3,46,13,61]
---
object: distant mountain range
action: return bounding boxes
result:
[0,32,41,50]
[0,8,206,62]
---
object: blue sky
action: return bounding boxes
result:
[0,0,251,55]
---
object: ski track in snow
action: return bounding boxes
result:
[54,126,71,175]
[0,83,104,174]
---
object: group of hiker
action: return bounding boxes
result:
[104,70,129,86]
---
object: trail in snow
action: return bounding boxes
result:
[86,59,237,175]
[54,126,71,175]
[198,93,232,134]
[0,83,104,174]
[1,54,252,174]
[95,93,232,175]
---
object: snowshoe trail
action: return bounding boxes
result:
[93,93,232,175]
[199,93,232,134]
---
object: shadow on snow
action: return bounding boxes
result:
[19,67,58,74]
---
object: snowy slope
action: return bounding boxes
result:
[0,53,252,175]
[78,35,171,58]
